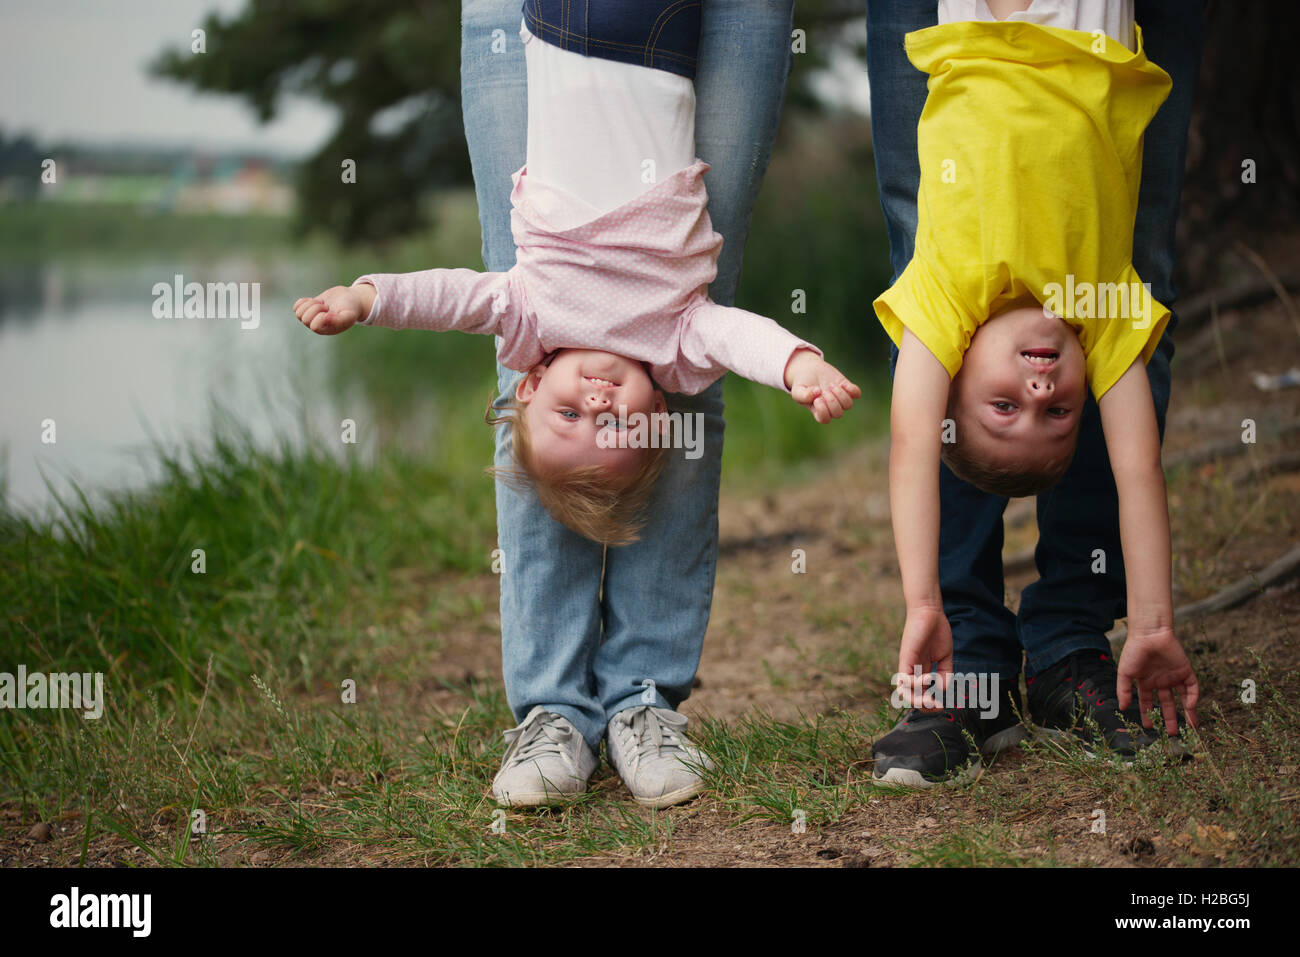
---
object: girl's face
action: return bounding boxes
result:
[515,349,665,477]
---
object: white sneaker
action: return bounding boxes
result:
[606,706,714,809]
[492,706,598,807]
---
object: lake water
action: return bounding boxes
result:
[0,255,444,517]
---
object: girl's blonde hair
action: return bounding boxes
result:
[485,394,668,546]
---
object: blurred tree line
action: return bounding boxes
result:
[0,131,43,199]
[152,0,469,245]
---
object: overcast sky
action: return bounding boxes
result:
[0,0,336,157]
[0,1,868,159]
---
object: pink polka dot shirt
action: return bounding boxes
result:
[354,160,818,395]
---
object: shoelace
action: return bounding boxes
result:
[1064,653,1157,742]
[903,708,960,727]
[504,713,574,767]
[1068,653,1119,711]
[617,706,688,771]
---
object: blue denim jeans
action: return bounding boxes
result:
[461,0,794,750]
[523,0,702,78]
[866,1,1203,680]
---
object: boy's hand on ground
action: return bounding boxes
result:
[1117,626,1199,734]
[784,349,862,423]
[896,604,954,710]
[293,284,375,335]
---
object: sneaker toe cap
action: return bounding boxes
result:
[493,760,586,804]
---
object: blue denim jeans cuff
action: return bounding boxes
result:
[523,0,701,79]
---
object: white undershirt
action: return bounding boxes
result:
[521,19,696,229]
[938,0,1136,50]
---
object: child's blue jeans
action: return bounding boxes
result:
[867,0,1204,680]
[460,0,795,751]
[523,0,702,78]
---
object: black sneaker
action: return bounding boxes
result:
[871,684,1027,788]
[1027,649,1176,758]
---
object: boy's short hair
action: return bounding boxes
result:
[485,394,668,546]
[940,437,1076,498]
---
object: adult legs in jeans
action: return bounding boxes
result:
[1018,1,1203,676]
[866,1,1201,688]
[597,1,795,723]
[462,0,607,751]
[461,0,795,752]
[867,1,1021,681]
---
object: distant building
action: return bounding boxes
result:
[2,143,295,215]
[170,157,294,214]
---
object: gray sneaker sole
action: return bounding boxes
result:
[872,759,983,789]
[493,784,587,807]
[871,721,1028,789]
[627,778,707,809]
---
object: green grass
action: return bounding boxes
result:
[0,327,892,865]
[907,823,1059,867]
[697,708,891,832]
[0,202,293,261]
[0,667,675,866]
[0,399,499,697]
[3,645,1298,865]
[0,189,482,264]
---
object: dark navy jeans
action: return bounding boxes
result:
[523,0,702,79]
[866,1,1204,680]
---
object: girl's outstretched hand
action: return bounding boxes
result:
[784,349,862,423]
[293,283,376,335]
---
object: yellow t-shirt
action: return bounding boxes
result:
[873,21,1173,400]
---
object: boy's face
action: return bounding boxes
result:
[516,349,666,477]
[950,305,1086,471]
